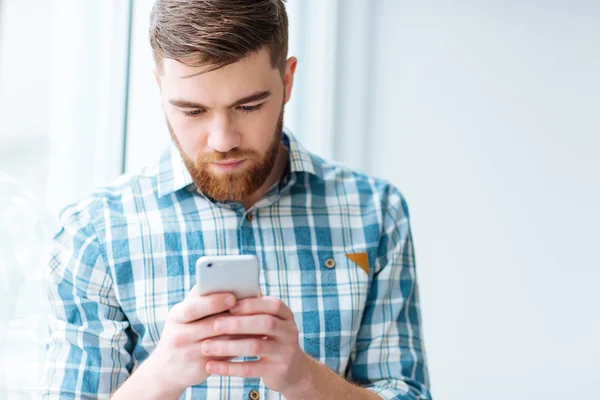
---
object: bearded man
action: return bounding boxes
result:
[43,1,431,399]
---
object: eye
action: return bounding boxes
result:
[238,103,264,113]
[181,109,204,117]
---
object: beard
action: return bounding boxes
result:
[168,109,284,202]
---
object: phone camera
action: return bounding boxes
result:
[207,263,213,268]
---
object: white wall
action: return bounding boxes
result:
[369,1,600,398]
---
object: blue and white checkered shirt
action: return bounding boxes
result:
[42,130,431,399]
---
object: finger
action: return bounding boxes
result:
[220,334,264,341]
[205,359,268,378]
[169,314,224,347]
[186,284,200,298]
[213,315,289,338]
[171,292,237,323]
[166,340,235,363]
[229,296,293,320]
[201,338,277,358]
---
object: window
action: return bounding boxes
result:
[0,1,131,397]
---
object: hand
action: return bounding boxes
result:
[144,285,238,392]
[200,296,312,394]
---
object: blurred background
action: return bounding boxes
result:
[0,0,599,399]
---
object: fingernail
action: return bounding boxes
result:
[224,295,235,307]
[205,362,215,373]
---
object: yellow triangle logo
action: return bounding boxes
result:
[345,252,369,275]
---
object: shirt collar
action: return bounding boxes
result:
[156,127,322,199]
[156,141,194,199]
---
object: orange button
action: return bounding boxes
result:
[249,390,260,400]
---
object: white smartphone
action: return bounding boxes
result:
[195,254,260,299]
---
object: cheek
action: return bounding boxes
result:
[244,104,281,148]
[240,123,274,154]
[168,111,207,156]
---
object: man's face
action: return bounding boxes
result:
[156,47,296,202]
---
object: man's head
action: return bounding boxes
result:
[149,0,296,202]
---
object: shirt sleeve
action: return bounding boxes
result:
[348,187,432,400]
[42,203,134,399]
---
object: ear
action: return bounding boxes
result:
[283,57,297,105]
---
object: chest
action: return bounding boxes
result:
[106,201,378,374]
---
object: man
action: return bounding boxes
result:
[43,1,431,399]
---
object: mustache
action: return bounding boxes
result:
[196,148,258,164]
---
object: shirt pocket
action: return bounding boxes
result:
[273,249,371,375]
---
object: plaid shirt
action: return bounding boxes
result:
[42,130,431,399]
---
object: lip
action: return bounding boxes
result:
[210,159,246,172]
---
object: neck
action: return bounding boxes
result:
[241,144,289,210]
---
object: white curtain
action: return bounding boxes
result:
[0,1,132,397]
[46,0,132,213]
[0,173,54,399]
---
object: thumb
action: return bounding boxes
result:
[187,284,200,298]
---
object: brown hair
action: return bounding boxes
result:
[149,0,288,75]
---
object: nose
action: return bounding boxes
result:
[206,113,240,153]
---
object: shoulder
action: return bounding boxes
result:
[57,164,160,238]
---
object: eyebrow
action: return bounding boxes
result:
[168,90,272,110]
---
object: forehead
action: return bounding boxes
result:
[160,48,280,103]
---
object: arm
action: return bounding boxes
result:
[111,287,239,400]
[192,188,432,399]
[348,188,432,399]
[287,189,431,400]
[197,294,381,400]
[283,356,381,400]
[42,204,233,399]
[42,204,133,399]
[109,358,184,400]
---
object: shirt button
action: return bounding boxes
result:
[246,212,254,222]
[325,258,336,269]
[249,390,260,400]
